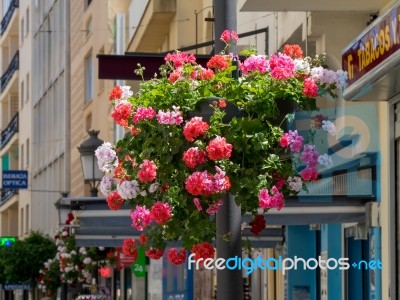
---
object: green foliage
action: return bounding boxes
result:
[0,232,56,286]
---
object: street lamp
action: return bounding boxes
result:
[55,192,71,226]
[77,130,104,197]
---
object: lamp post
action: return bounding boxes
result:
[54,192,72,300]
[55,192,70,226]
[77,130,104,197]
[214,0,243,299]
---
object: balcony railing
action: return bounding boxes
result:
[1,0,19,36]
[1,112,18,149]
[1,50,19,92]
[0,189,18,206]
[298,168,375,198]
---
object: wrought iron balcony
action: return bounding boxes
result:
[1,112,18,149]
[1,0,18,36]
[0,189,18,206]
[1,51,19,92]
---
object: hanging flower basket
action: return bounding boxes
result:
[96,31,347,265]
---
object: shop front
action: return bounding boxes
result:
[342,2,400,298]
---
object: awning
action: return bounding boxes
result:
[62,195,371,247]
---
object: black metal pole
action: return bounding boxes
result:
[214,1,243,299]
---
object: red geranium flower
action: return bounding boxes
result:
[122,239,138,261]
[139,234,148,244]
[283,44,303,59]
[249,215,266,235]
[183,117,209,142]
[146,248,164,260]
[167,248,187,265]
[111,100,132,127]
[137,160,157,183]
[106,191,124,210]
[206,136,233,161]
[150,201,172,225]
[182,147,207,169]
[302,77,318,98]
[207,55,230,70]
[109,86,123,101]
[191,242,215,265]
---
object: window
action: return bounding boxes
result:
[26,73,29,102]
[98,47,104,92]
[85,52,93,102]
[20,18,24,42]
[26,138,29,166]
[86,17,92,38]
[2,0,10,18]
[85,0,93,10]
[25,204,29,233]
[20,208,24,236]
[26,7,29,36]
[20,144,24,168]
[85,113,92,131]
[20,81,24,108]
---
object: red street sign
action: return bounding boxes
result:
[119,252,136,267]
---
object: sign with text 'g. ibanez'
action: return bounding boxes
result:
[2,170,28,189]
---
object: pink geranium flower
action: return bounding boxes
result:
[130,205,152,231]
[133,107,156,123]
[164,52,196,68]
[269,53,295,79]
[220,30,239,43]
[258,186,284,211]
[240,55,268,74]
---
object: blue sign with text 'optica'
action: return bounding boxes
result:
[2,170,28,189]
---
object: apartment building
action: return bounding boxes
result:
[30,0,70,237]
[18,0,31,240]
[0,0,22,238]
[69,0,130,198]
[0,0,71,239]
